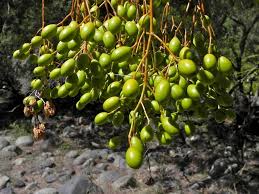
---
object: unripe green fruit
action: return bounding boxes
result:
[181,98,193,110]
[99,53,111,68]
[178,59,197,77]
[107,81,121,95]
[59,26,76,42]
[111,46,132,62]
[111,0,118,8]
[108,136,120,149]
[20,43,31,53]
[171,84,185,100]
[77,54,90,70]
[80,92,92,105]
[58,84,69,98]
[65,73,79,90]
[61,59,76,76]
[157,130,173,145]
[140,125,154,143]
[103,31,116,48]
[125,147,143,169]
[37,54,54,66]
[13,50,21,59]
[197,69,215,85]
[112,111,124,126]
[169,36,181,55]
[80,22,95,40]
[77,70,86,87]
[67,37,81,51]
[108,16,121,34]
[187,84,201,100]
[49,68,61,80]
[31,36,43,48]
[69,87,80,97]
[117,5,126,17]
[203,53,217,69]
[94,112,109,125]
[127,4,137,20]
[125,21,138,36]
[130,136,144,153]
[179,47,194,60]
[122,79,139,98]
[103,96,120,112]
[57,41,69,54]
[93,29,104,42]
[217,56,233,74]
[160,116,179,135]
[151,100,160,113]
[184,122,194,136]
[31,79,43,90]
[76,101,86,110]
[155,79,170,102]
[33,66,45,76]
[41,24,57,39]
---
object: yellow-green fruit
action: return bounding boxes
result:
[23,96,35,105]
[103,31,116,48]
[140,125,154,143]
[50,86,59,99]
[33,66,45,76]
[111,46,132,62]
[179,47,194,60]
[151,100,160,113]
[31,79,43,90]
[108,136,121,149]
[80,22,95,40]
[107,81,121,95]
[13,50,21,59]
[187,84,201,100]
[94,112,109,125]
[58,84,69,98]
[111,0,118,8]
[65,73,79,90]
[112,111,124,126]
[34,99,44,112]
[125,21,138,36]
[79,92,92,105]
[77,70,86,87]
[158,131,173,145]
[184,122,194,136]
[56,52,67,60]
[130,136,144,153]
[61,59,76,76]
[69,87,80,97]
[125,147,143,169]
[93,29,104,42]
[117,5,126,17]
[37,54,54,66]
[41,24,57,39]
[57,41,69,54]
[20,43,31,53]
[122,79,139,98]
[203,53,217,69]
[178,59,197,77]
[155,79,170,102]
[171,84,185,100]
[59,26,76,42]
[127,4,137,20]
[160,116,179,135]
[49,68,61,80]
[99,53,111,68]
[67,38,81,51]
[181,98,193,110]
[217,56,233,74]
[31,36,43,48]
[39,45,50,54]
[197,69,215,85]
[76,101,85,110]
[108,16,121,34]
[169,36,181,55]
[103,96,120,112]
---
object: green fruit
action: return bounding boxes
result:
[111,46,132,62]
[69,86,80,97]
[13,50,21,59]
[41,24,57,39]
[103,96,120,112]
[117,5,126,17]
[122,79,139,98]
[59,26,76,42]
[31,36,43,48]
[58,84,69,98]
[184,122,194,136]
[107,81,121,95]
[69,20,79,30]
[158,131,172,145]
[171,84,185,100]
[130,136,144,153]
[77,54,90,70]
[80,22,95,40]
[57,41,69,54]
[179,47,194,59]
[151,100,160,113]
[31,79,43,90]
[65,73,79,89]
[93,29,104,42]
[203,53,217,69]
[33,66,45,76]
[76,101,86,110]
[99,53,111,67]
[181,98,193,110]
[178,59,197,77]
[39,45,50,54]
[178,76,188,88]
[103,31,116,48]
[61,59,76,76]
[50,86,59,99]
[68,50,77,58]
[111,0,118,8]
[80,92,92,105]
[187,84,201,100]
[77,70,86,87]
[193,32,205,48]
[112,111,124,126]
[217,56,232,74]
[37,54,54,66]
[94,112,109,125]
[140,125,154,143]
[126,147,143,169]
[160,116,179,135]
[125,21,138,36]
[20,43,31,53]
[49,68,61,80]
[67,37,81,51]
[108,136,121,149]
[155,79,170,102]
[169,36,181,54]
[139,15,150,29]
[57,26,64,36]
[80,79,92,93]
[127,4,137,20]
[168,66,177,77]
[108,16,121,33]
[197,69,215,85]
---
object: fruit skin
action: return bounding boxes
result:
[108,136,121,149]
[94,112,109,125]
[61,59,76,76]
[179,47,194,59]
[117,5,126,17]
[99,53,111,67]
[112,111,124,126]
[187,84,201,100]
[130,136,144,153]
[125,147,143,169]
[151,100,160,113]
[127,4,137,20]
[108,16,121,34]
[122,79,139,98]
[58,84,69,98]
[171,84,185,100]
[169,36,181,54]
[157,130,172,145]
[197,69,215,85]
[59,26,76,42]
[155,79,170,102]
[57,41,69,54]
[94,29,104,43]
[140,125,154,143]
[103,96,120,112]
[80,22,95,40]
[31,36,43,48]
[41,24,57,39]
[181,98,193,110]
[37,54,54,66]
[31,79,43,90]
[160,116,179,135]
[111,46,132,62]
[77,70,86,87]
[103,31,116,49]
[107,81,121,95]
[203,53,217,69]
[65,73,79,90]
[178,59,197,77]
[79,92,92,105]
[217,56,233,74]
[125,21,138,36]
[33,66,45,76]
[184,122,194,136]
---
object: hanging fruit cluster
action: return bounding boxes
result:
[13,0,236,169]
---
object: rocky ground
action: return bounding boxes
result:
[0,113,259,194]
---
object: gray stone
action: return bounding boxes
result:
[12,158,26,166]
[112,175,137,190]
[73,150,97,165]
[0,150,17,160]
[2,145,22,154]
[0,175,10,189]
[107,154,127,169]
[34,188,58,194]
[44,174,57,183]
[0,137,9,150]
[65,150,79,159]
[96,170,121,185]
[15,136,33,147]
[39,158,55,169]
[0,187,15,194]
[24,181,38,191]
[13,178,25,188]
[58,176,103,194]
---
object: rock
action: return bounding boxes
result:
[2,145,22,154]
[107,153,127,169]
[39,158,55,169]
[73,149,98,165]
[65,150,79,159]
[112,175,137,190]
[12,158,26,166]
[96,170,121,185]
[34,188,58,194]
[44,174,57,183]
[0,175,10,189]
[24,181,38,191]
[58,176,103,194]
[0,187,15,194]
[0,137,9,150]
[0,150,17,160]
[209,158,229,178]
[15,136,33,147]
[13,178,25,188]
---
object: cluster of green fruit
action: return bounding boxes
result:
[13,0,235,169]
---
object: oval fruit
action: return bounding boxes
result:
[184,122,194,136]
[103,96,120,112]
[112,111,124,126]
[61,59,76,76]
[65,73,79,89]
[203,53,217,69]
[155,79,170,102]
[107,81,121,95]
[125,21,138,36]
[117,5,126,17]
[111,46,132,62]
[93,29,104,42]
[122,79,139,98]
[197,69,215,85]
[31,79,43,90]
[169,36,181,55]
[49,68,61,80]
[31,36,43,48]
[103,31,116,48]
[179,47,194,59]
[217,56,232,74]
[57,41,69,54]
[108,136,121,149]
[130,136,144,153]
[77,70,86,87]
[140,125,154,143]
[69,87,80,97]
[41,24,57,39]
[171,84,185,100]
[94,112,109,125]
[127,4,137,20]
[79,92,92,105]
[108,16,121,34]
[158,131,172,145]
[33,66,45,76]
[80,22,95,40]
[178,59,197,77]
[58,84,69,98]
[99,53,111,67]
[187,84,201,100]
[151,100,160,113]
[59,26,76,42]
[37,54,54,66]
[181,98,193,110]
[125,147,143,169]
[160,116,179,135]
